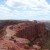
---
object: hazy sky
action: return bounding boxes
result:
[0,0,50,20]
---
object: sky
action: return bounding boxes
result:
[0,0,50,20]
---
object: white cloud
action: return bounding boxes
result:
[0,0,50,20]
[5,0,50,15]
[5,0,50,13]
[5,0,48,9]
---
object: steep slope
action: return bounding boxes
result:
[0,21,47,50]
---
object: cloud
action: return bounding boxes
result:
[0,0,50,20]
[5,0,48,9]
[5,0,49,13]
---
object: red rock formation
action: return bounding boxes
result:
[0,21,46,50]
[37,23,46,41]
[10,21,38,41]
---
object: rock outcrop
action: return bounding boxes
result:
[0,21,46,50]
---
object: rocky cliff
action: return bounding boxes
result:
[0,20,48,50]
